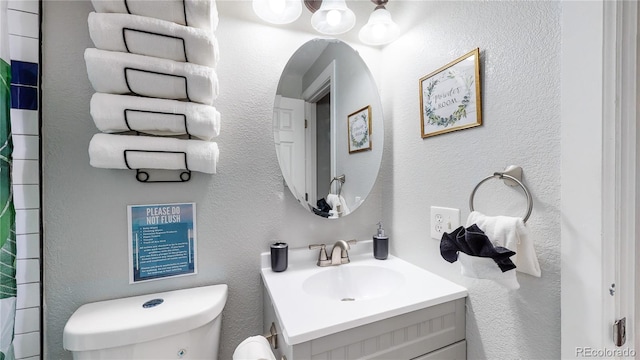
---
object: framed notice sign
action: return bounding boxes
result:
[128,203,197,283]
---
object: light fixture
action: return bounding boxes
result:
[253,0,302,25]
[254,0,401,45]
[358,0,400,45]
[310,0,356,35]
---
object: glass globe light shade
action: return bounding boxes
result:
[358,7,400,46]
[311,0,356,35]
[253,0,302,25]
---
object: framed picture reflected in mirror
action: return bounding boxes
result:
[347,105,372,153]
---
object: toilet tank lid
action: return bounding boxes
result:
[63,284,228,352]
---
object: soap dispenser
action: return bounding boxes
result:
[373,222,389,260]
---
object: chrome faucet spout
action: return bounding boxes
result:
[310,240,357,267]
[330,240,351,265]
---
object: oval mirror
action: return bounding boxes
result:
[273,39,384,218]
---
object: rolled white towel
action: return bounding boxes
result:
[91,0,219,33]
[232,336,276,360]
[88,133,219,174]
[84,48,218,106]
[88,12,220,67]
[90,93,220,141]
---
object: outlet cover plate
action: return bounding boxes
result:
[430,206,461,240]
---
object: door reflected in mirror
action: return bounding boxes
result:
[273,39,384,219]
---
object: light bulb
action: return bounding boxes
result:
[269,0,286,14]
[326,9,342,27]
[252,0,302,24]
[372,23,385,40]
[310,0,355,35]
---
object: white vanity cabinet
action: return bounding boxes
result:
[264,288,466,360]
[260,245,468,360]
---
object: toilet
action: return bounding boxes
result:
[63,284,228,359]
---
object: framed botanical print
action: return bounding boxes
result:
[419,48,482,138]
[347,105,372,153]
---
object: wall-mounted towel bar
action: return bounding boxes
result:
[85,1,221,183]
[469,165,533,223]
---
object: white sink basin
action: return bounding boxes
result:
[302,265,405,301]
[261,240,467,345]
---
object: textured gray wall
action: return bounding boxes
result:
[41,3,384,359]
[380,2,561,359]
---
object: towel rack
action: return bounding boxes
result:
[469,166,533,223]
[123,149,191,183]
[122,27,189,63]
[123,0,189,27]
[123,109,192,139]
[329,174,346,196]
[123,67,191,102]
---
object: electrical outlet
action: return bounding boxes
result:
[430,206,461,240]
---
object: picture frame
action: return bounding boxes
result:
[347,105,372,153]
[419,48,482,138]
[127,202,197,284]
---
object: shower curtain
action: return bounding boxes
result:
[0,1,16,359]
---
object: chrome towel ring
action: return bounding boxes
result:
[469,166,533,223]
[330,174,346,196]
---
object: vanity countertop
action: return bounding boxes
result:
[260,240,468,345]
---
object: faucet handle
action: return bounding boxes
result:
[309,244,330,266]
[309,244,326,253]
[346,239,357,246]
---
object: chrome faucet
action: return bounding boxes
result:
[330,240,350,265]
[309,240,357,267]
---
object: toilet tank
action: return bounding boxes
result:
[63,284,228,360]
